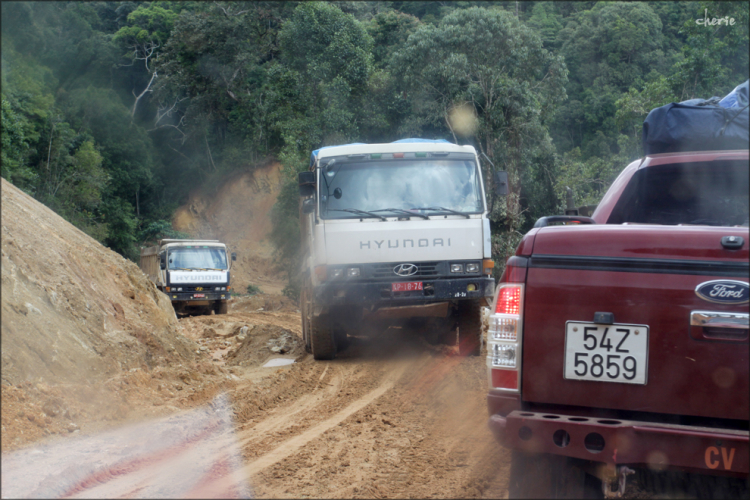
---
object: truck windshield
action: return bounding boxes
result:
[168,248,227,270]
[608,160,749,226]
[320,159,484,219]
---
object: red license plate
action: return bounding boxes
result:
[392,282,423,292]
[193,294,205,298]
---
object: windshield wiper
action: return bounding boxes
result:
[172,267,224,271]
[328,208,387,221]
[412,206,471,219]
[372,208,430,220]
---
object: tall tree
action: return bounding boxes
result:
[670,0,749,100]
[391,6,567,236]
[554,1,665,156]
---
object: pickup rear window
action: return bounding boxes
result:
[607,160,749,226]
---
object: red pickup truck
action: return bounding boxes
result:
[486,150,749,498]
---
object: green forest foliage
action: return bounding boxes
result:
[2,1,748,289]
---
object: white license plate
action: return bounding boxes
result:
[193,293,205,298]
[564,322,648,385]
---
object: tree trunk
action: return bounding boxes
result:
[132,70,157,118]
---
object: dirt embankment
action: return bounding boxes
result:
[1,178,228,451]
[171,162,287,295]
[1,178,197,386]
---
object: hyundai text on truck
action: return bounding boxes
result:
[297,139,507,360]
[486,147,749,498]
[140,239,236,316]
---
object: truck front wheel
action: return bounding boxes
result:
[457,299,481,356]
[509,450,589,499]
[215,301,228,315]
[311,314,336,360]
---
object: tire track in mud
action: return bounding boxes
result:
[236,365,345,449]
[241,330,512,499]
[241,360,407,476]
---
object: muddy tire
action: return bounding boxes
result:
[300,281,312,353]
[311,314,336,360]
[421,317,455,346]
[457,299,481,356]
[215,301,229,315]
[334,328,349,352]
[509,450,588,499]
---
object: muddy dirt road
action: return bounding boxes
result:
[2,299,511,499]
[230,319,511,499]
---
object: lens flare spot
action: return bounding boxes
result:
[646,450,669,471]
[448,103,478,138]
[712,367,736,388]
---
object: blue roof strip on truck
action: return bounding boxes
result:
[309,138,453,167]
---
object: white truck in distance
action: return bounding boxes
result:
[298,139,507,360]
[140,239,236,316]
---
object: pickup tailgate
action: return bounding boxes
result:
[522,224,749,421]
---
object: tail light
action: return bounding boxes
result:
[486,256,527,393]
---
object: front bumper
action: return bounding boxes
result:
[167,292,229,302]
[488,409,749,477]
[313,276,494,306]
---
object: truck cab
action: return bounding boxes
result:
[298,139,505,360]
[140,239,236,316]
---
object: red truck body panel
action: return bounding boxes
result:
[488,150,749,479]
[522,262,748,420]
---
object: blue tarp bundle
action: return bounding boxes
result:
[719,80,749,108]
[642,80,749,155]
[310,138,452,166]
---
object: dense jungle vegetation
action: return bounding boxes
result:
[2,1,748,297]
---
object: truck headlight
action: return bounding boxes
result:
[176,288,183,292]
[451,264,464,273]
[222,287,226,291]
[466,263,479,273]
[331,269,344,279]
[215,287,221,291]
[346,267,360,277]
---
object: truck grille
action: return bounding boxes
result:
[371,262,440,279]
[179,286,223,292]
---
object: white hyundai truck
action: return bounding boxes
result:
[298,139,506,360]
[140,239,236,316]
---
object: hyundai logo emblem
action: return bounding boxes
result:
[394,263,418,277]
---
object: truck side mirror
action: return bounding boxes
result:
[231,252,237,261]
[493,171,508,196]
[299,171,315,197]
[159,253,166,270]
[302,198,315,214]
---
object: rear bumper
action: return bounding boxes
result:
[166,292,229,302]
[313,277,494,306]
[488,409,749,477]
